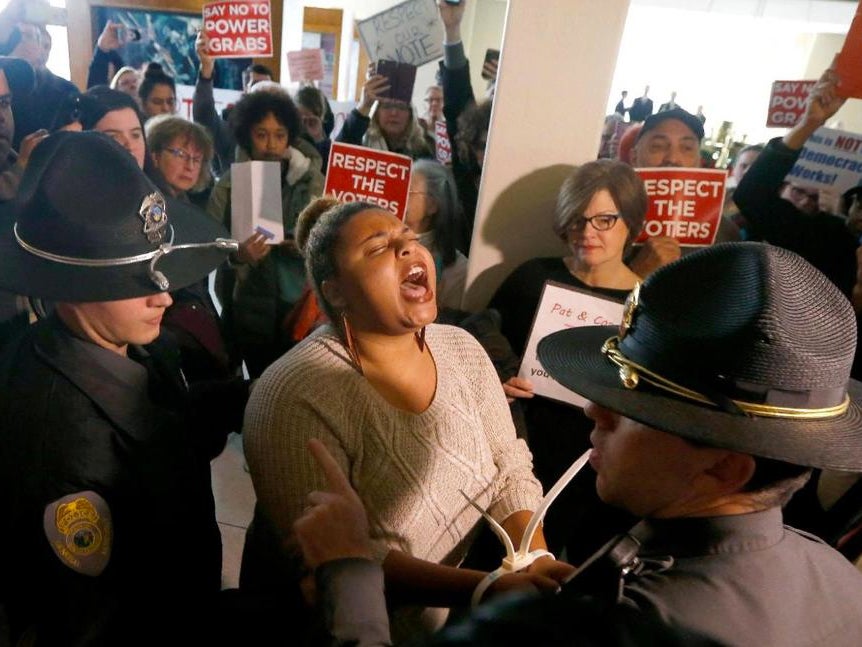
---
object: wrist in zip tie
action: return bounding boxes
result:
[471,549,555,608]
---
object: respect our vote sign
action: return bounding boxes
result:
[357,0,445,66]
[519,282,625,408]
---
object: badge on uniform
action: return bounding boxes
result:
[43,491,112,576]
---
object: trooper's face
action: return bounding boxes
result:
[58,292,174,356]
[583,400,731,517]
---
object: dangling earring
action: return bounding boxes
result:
[415,326,426,352]
[341,313,363,375]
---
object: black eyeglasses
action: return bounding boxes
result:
[569,214,620,232]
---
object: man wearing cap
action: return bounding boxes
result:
[0,132,250,644]
[284,242,862,646]
[734,66,858,300]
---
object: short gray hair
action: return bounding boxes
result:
[145,115,213,192]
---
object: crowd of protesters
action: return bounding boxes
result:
[2,0,862,645]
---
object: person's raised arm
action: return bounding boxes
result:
[336,65,389,145]
[87,21,125,88]
[784,65,846,151]
[192,30,235,172]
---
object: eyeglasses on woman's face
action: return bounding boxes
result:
[164,147,203,167]
[569,214,620,233]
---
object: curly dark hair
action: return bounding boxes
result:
[229,89,302,156]
[456,99,492,172]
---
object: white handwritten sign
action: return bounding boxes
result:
[786,126,862,195]
[519,281,625,408]
[357,0,444,67]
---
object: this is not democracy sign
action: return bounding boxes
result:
[786,127,862,195]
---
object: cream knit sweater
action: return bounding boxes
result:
[243,324,543,632]
[245,322,542,558]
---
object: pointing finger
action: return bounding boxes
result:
[308,439,355,497]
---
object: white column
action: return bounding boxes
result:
[463,0,631,310]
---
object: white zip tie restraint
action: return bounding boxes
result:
[462,448,591,607]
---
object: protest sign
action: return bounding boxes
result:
[784,126,862,195]
[766,80,815,128]
[324,143,412,220]
[435,120,451,164]
[357,0,444,67]
[286,49,325,82]
[518,282,625,408]
[230,161,284,242]
[634,168,727,247]
[836,0,862,99]
[176,84,241,121]
[203,0,273,58]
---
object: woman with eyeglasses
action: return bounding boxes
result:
[139,63,177,118]
[336,65,434,160]
[489,159,646,562]
[145,114,213,206]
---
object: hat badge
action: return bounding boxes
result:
[139,192,168,244]
[618,282,641,340]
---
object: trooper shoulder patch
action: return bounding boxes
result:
[43,491,112,576]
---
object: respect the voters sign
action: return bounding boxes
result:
[766,80,815,128]
[785,127,862,195]
[518,282,625,408]
[634,168,727,247]
[203,0,273,58]
[324,143,412,220]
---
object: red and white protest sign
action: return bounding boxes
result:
[203,0,273,58]
[434,121,451,165]
[766,80,815,128]
[286,49,325,82]
[634,168,727,247]
[324,143,412,220]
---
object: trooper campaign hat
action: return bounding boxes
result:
[0,131,237,302]
[538,242,862,471]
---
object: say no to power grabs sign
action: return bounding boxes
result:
[204,0,273,58]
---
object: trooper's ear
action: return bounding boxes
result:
[702,450,756,494]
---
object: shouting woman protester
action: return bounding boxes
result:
[241,198,572,642]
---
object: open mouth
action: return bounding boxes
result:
[400,263,434,303]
